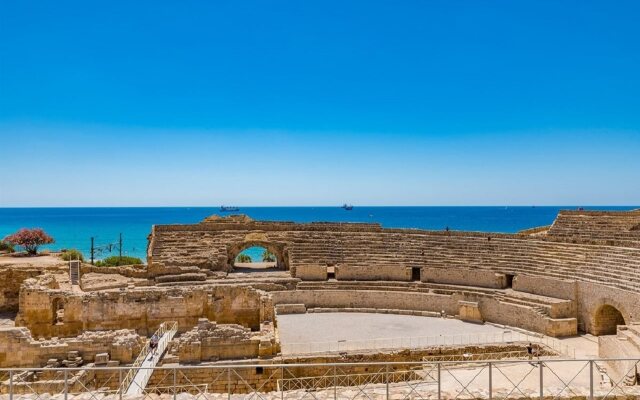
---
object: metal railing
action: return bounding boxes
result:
[422,350,539,362]
[1,358,639,400]
[283,330,577,358]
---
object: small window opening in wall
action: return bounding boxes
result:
[53,300,64,324]
[411,267,421,282]
[327,266,336,280]
[505,274,515,288]
[255,367,264,375]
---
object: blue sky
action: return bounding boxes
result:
[1,1,639,206]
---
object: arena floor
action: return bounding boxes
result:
[276,312,511,355]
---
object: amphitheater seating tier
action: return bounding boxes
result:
[149,211,640,295]
[547,210,640,248]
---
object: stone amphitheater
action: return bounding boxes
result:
[2,209,640,399]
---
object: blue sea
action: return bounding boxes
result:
[0,206,637,262]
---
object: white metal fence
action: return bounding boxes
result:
[1,358,638,400]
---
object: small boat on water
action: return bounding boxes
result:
[220,206,240,212]
[341,204,354,211]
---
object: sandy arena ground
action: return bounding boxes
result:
[277,312,513,354]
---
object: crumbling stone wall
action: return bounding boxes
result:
[0,265,66,312]
[147,343,553,394]
[0,327,144,367]
[16,276,269,338]
[168,318,277,363]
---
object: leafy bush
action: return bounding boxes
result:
[236,253,252,263]
[3,228,54,255]
[95,255,143,267]
[60,249,84,262]
[262,250,276,262]
[0,241,15,253]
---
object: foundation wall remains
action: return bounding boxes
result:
[147,343,553,394]
[168,319,277,363]
[0,327,144,367]
[15,279,269,338]
[0,265,66,312]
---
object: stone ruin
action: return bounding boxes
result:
[1,209,640,394]
[167,318,278,363]
[0,327,145,367]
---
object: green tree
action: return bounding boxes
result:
[0,241,14,253]
[95,256,143,267]
[236,253,252,263]
[262,250,276,262]
[61,249,84,262]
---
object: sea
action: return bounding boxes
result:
[0,206,637,262]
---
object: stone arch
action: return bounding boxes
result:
[227,237,289,270]
[592,303,626,335]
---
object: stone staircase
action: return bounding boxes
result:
[68,260,80,285]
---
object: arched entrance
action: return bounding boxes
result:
[227,240,288,271]
[593,304,626,335]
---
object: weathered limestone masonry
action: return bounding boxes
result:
[149,211,640,337]
[547,209,640,247]
[3,210,640,372]
[15,275,277,337]
[0,327,144,367]
[0,264,66,312]
[147,343,554,395]
[167,318,278,363]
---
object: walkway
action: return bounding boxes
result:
[121,321,178,396]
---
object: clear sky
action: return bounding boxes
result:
[1,1,639,206]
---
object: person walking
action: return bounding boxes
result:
[149,334,159,359]
[526,343,537,366]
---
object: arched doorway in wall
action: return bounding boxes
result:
[593,304,626,335]
[227,241,288,272]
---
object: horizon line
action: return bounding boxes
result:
[0,205,638,209]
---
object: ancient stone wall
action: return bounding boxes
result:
[575,282,639,335]
[512,275,577,301]
[147,343,552,394]
[422,267,506,289]
[80,263,148,279]
[148,214,640,294]
[0,327,144,367]
[147,212,640,336]
[0,265,66,312]
[15,276,270,338]
[168,318,277,363]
